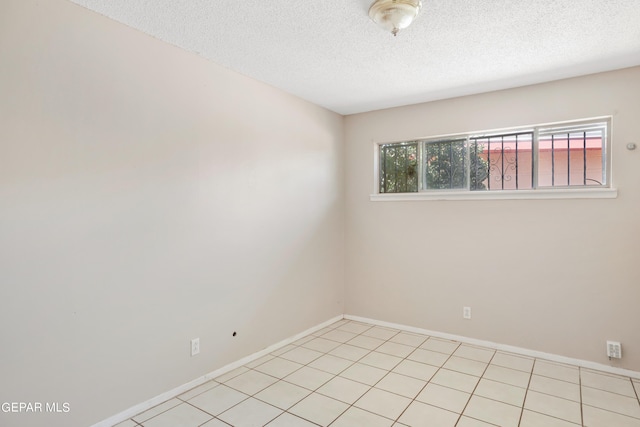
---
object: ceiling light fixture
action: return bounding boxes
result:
[368,0,423,36]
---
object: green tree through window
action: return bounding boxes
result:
[380,140,489,192]
[379,142,419,193]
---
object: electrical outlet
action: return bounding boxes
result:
[463,306,471,319]
[606,341,622,359]
[191,338,200,356]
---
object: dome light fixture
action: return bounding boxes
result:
[368,0,423,36]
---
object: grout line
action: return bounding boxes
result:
[633,379,640,403]
[393,340,462,425]
[580,382,640,399]
[454,347,496,426]
[309,321,395,425]
[578,366,584,427]
[516,358,535,427]
[581,403,640,422]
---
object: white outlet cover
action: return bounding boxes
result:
[606,341,622,358]
[191,338,200,356]
[463,307,472,319]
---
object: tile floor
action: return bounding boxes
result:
[116,319,640,427]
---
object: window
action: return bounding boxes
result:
[376,118,612,199]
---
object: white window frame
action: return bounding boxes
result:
[371,117,617,201]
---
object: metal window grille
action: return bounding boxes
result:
[377,120,608,194]
[538,125,606,187]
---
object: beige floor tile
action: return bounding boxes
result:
[431,368,480,393]
[340,362,388,386]
[336,322,373,335]
[217,397,282,427]
[113,420,138,427]
[376,372,427,399]
[528,374,580,402]
[483,364,531,388]
[320,329,358,344]
[301,337,341,353]
[463,395,522,427]
[582,405,640,427]
[520,409,581,427]
[308,354,353,375]
[524,390,581,424]
[375,341,415,358]
[254,357,303,379]
[582,386,640,418]
[355,388,412,420]
[453,345,495,363]
[292,335,315,347]
[311,327,334,337]
[533,360,579,384]
[280,346,324,366]
[359,351,403,370]
[328,344,370,361]
[215,366,250,382]
[284,366,333,391]
[581,370,637,397]
[178,381,220,401]
[288,393,349,427]
[443,356,488,376]
[143,403,212,427]
[271,345,296,357]
[407,348,450,367]
[491,352,534,373]
[415,382,471,413]
[316,376,370,404]
[398,401,459,427]
[347,335,386,350]
[362,326,399,340]
[201,419,231,427]
[455,416,498,426]
[330,406,394,427]
[392,359,438,381]
[187,384,249,416]
[420,338,460,355]
[245,354,276,369]
[328,319,350,328]
[474,378,526,407]
[389,332,427,347]
[265,412,319,426]
[225,370,278,395]
[132,398,182,423]
[254,381,310,410]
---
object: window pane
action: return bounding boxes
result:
[538,128,604,187]
[379,142,419,193]
[471,132,533,191]
[424,139,467,190]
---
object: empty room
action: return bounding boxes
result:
[1,0,639,426]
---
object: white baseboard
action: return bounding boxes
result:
[92,314,344,427]
[345,314,640,380]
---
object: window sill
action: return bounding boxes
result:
[370,187,618,201]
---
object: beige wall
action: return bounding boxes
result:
[0,1,344,426]
[345,67,640,371]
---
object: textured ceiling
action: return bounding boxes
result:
[69,0,640,115]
